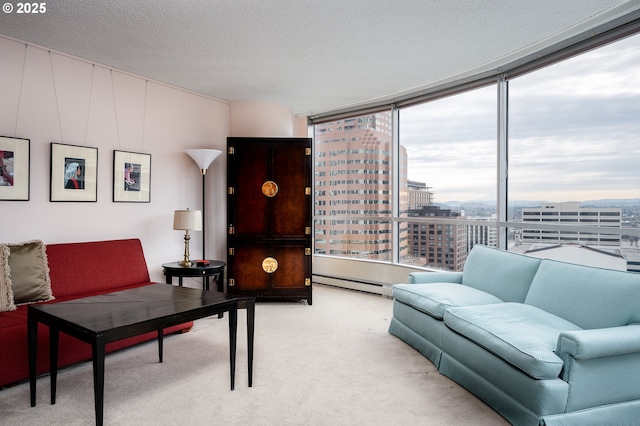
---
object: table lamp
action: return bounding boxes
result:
[173,209,202,267]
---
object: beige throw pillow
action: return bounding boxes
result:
[0,245,16,312]
[8,240,54,305]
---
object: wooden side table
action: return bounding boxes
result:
[163,260,226,292]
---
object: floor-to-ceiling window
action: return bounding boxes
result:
[312,25,640,277]
[398,86,496,271]
[506,31,640,268]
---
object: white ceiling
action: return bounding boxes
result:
[1,0,639,116]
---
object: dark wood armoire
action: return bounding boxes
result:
[226,137,312,304]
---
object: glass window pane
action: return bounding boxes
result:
[508,33,640,265]
[399,86,497,270]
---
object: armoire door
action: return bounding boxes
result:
[226,137,312,304]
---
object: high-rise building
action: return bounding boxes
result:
[406,205,468,271]
[314,112,408,260]
[407,180,433,209]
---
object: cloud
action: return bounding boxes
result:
[399,33,640,203]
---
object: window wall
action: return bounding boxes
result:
[313,28,640,274]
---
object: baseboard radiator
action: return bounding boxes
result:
[312,274,393,298]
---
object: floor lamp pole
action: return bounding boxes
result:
[201,171,206,259]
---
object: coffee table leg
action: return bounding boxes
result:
[28,314,38,407]
[50,326,59,404]
[228,303,237,390]
[92,338,106,426]
[157,329,164,363]
[247,301,255,387]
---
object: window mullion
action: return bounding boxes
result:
[392,105,400,264]
[497,75,508,249]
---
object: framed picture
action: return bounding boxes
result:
[0,136,30,201]
[113,150,151,202]
[50,142,98,202]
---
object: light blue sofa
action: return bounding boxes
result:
[388,244,640,425]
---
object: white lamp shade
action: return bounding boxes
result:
[173,210,203,231]
[186,149,222,172]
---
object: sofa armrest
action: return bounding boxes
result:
[557,325,640,360]
[555,325,640,410]
[408,271,463,284]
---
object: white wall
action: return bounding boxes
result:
[230,101,294,137]
[0,36,230,285]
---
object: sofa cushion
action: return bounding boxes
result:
[444,303,582,379]
[45,239,151,298]
[525,259,640,329]
[461,245,541,303]
[7,240,54,305]
[0,245,16,312]
[393,283,503,319]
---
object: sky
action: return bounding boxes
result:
[399,32,640,205]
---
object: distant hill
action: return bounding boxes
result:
[438,198,640,209]
[580,198,640,207]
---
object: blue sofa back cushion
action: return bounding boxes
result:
[393,283,503,320]
[444,303,582,379]
[461,245,542,303]
[525,259,640,329]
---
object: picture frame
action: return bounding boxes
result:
[50,142,98,202]
[0,136,30,201]
[113,150,151,203]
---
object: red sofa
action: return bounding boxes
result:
[0,238,193,388]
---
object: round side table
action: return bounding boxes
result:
[162,260,226,292]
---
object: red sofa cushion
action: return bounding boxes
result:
[45,239,151,298]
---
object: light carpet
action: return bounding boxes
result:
[0,284,508,425]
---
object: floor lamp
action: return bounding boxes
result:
[186,149,222,263]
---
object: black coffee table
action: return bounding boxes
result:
[28,284,255,426]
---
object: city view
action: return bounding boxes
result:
[313,31,639,273]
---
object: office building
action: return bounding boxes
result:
[521,202,622,246]
[314,113,409,260]
[406,205,468,271]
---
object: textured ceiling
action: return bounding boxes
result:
[1,0,639,116]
